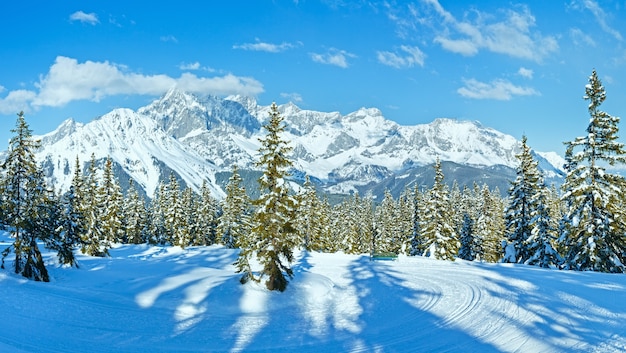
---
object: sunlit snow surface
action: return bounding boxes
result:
[0,232,625,353]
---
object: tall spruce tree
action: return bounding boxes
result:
[503,136,542,263]
[559,70,626,272]
[421,159,458,260]
[219,165,251,249]
[124,179,148,244]
[0,112,51,280]
[98,157,124,244]
[238,102,297,291]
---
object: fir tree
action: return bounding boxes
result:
[559,70,626,272]
[219,165,251,249]
[80,154,108,256]
[124,179,147,245]
[408,185,423,256]
[503,136,542,263]
[526,184,561,267]
[98,157,124,244]
[421,159,458,260]
[240,102,298,291]
[458,213,476,261]
[196,180,218,246]
[0,112,51,281]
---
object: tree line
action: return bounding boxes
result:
[1,70,625,291]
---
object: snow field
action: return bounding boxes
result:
[0,233,625,352]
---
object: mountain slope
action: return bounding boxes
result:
[37,108,223,198]
[27,90,564,199]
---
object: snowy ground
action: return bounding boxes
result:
[1,233,625,353]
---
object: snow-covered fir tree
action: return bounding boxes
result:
[526,184,561,267]
[0,112,53,280]
[80,154,108,256]
[295,175,325,251]
[559,70,626,273]
[196,180,218,246]
[503,136,543,264]
[458,213,476,261]
[219,165,251,249]
[238,102,298,291]
[421,159,458,260]
[406,184,423,256]
[123,179,148,244]
[147,181,167,245]
[374,189,402,254]
[98,157,124,244]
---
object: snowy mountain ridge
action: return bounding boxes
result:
[29,89,565,198]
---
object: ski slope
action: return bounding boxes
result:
[0,232,625,353]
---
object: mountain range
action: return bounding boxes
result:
[22,89,565,200]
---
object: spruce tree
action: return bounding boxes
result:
[80,154,108,256]
[98,157,124,244]
[239,102,297,291]
[503,136,542,263]
[559,70,626,272]
[421,159,458,260]
[124,179,148,244]
[196,180,218,245]
[219,165,251,249]
[0,112,51,281]
[458,213,476,261]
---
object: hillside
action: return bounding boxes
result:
[22,90,564,199]
[0,232,624,352]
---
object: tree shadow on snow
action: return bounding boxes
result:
[474,263,626,353]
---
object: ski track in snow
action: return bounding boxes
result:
[1,234,626,353]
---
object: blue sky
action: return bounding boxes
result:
[1,0,626,155]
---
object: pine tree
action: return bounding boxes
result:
[526,184,561,267]
[80,154,108,256]
[458,213,476,261]
[163,173,189,248]
[559,70,626,272]
[421,159,458,260]
[503,136,542,263]
[0,112,51,281]
[147,181,167,245]
[407,185,423,256]
[239,102,298,291]
[196,180,218,245]
[124,179,147,244]
[295,175,322,250]
[98,157,124,244]
[219,165,251,249]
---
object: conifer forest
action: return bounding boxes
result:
[2,70,626,292]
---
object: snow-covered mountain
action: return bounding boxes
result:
[28,89,565,199]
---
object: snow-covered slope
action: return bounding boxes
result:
[0,232,624,352]
[31,89,564,198]
[36,108,223,198]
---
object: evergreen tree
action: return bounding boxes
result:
[0,112,51,280]
[421,159,458,260]
[458,213,476,261]
[374,189,401,254]
[124,179,148,244]
[80,154,108,256]
[98,157,124,244]
[503,136,542,263]
[163,173,189,248]
[239,102,298,291]
[295,175,326,251]
[147,181,167,245]
[526,184,561,267]
[407,185,423,256]
[219,165,251,249]
[196,180,218,246]
[559,70,626,272]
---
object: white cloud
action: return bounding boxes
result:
[392,1,558,62]
[280,92,303,103]
[69,11,99,25]
[457,78,539,100]
[179,62,200,70]
[377,45,426,68]
[160,35,178,43]
[310,48,356,68]
[0,56,263,112]
[577,0,622,41]
[517,67,534,79]
[570,28,596,46]
[233,39,301,53]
